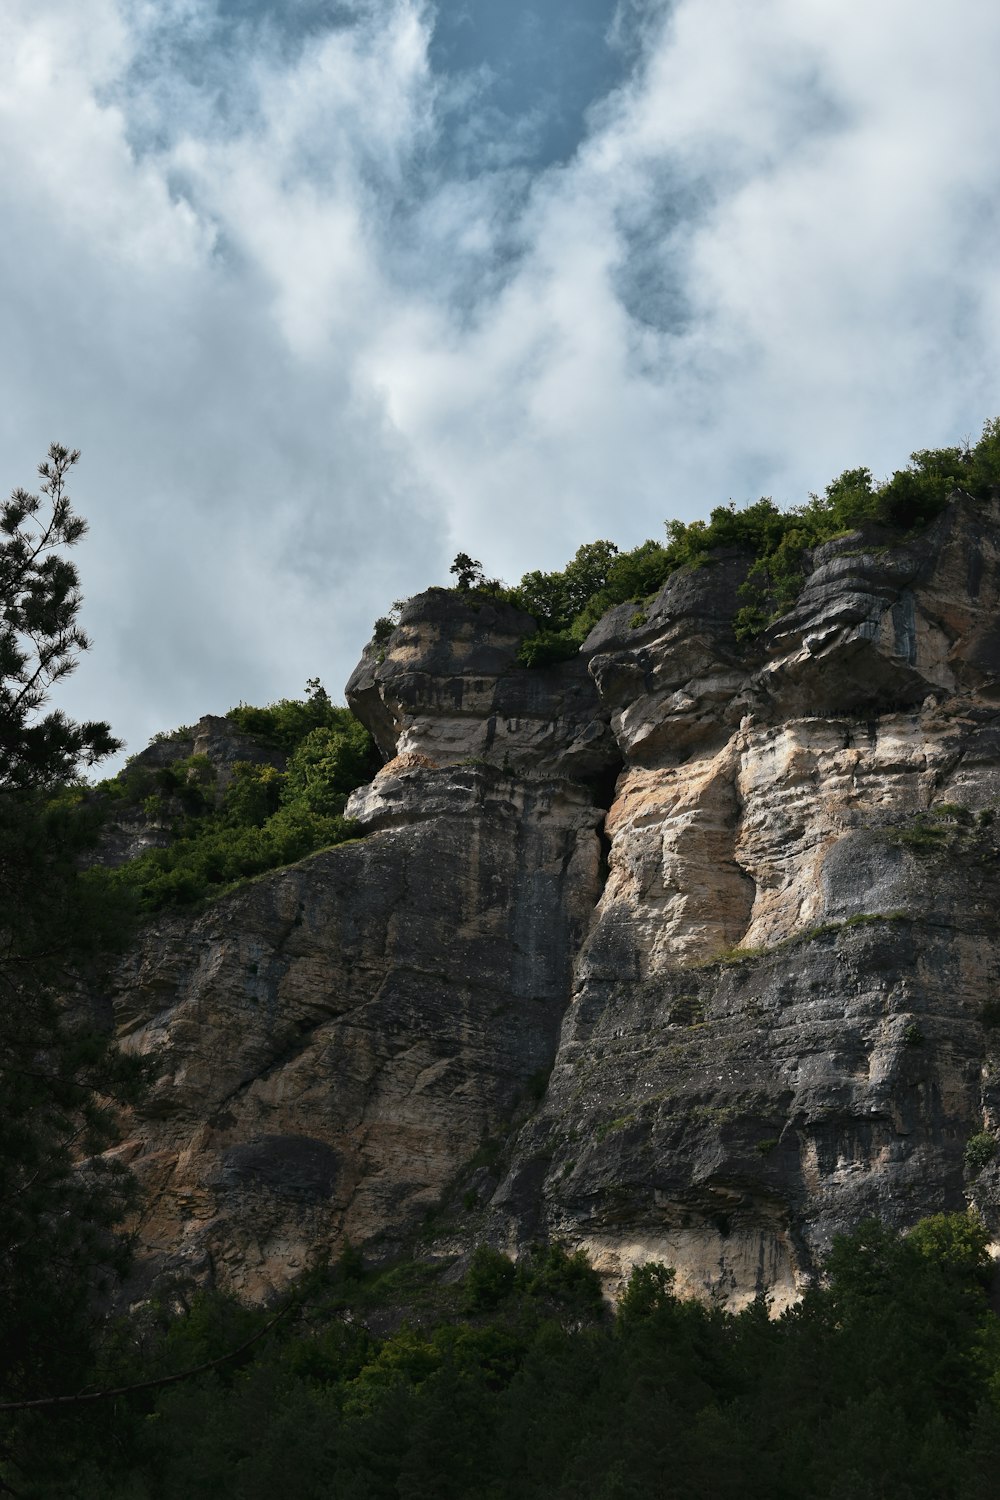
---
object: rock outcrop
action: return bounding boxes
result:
[110,494,1000,1307]
[111,764,602,1300]
[91,715,286,868]
[486,499,1000,1306]
[346,590,618,780]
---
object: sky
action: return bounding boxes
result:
[4,0,1000,764]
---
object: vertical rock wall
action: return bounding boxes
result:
[488,499,1000,1305]
[113,606,610,1296]
[112,494,1000,1305]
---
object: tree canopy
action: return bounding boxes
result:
[12,1216,1000,1497]
[93,682,377,912]
[0,445,119,789]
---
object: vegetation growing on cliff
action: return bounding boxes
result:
[436,417,1000,663]
[10,1215,1000,1498]
[94,684,378,912]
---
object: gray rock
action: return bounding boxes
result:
[103,493,1000,1307]
[347,588,618,779]
[112,765,603,1300]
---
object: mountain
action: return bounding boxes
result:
[104,492,1000,1308]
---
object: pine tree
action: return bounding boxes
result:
[0,447,142,1419]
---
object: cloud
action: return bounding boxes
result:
[0,0,445,756]
[367,0,1000,574]
[3,0,1000,762]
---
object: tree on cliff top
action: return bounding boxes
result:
[0,447,142,1420]
[450,552,485,590]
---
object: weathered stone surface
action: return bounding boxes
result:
[585,551,755,764]
[477,494,1000,1304]
[113,765,603,1300]
[585,499,1000,759]
[127,714,287,788]
[347,589,618,779]
[492,836,1000,1309]
[106,491,1000,1309]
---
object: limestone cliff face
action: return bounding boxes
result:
[112,494,1000,1306]
[490,498,1000,1307]
[112,765,602,1300]
[346,590,618,780]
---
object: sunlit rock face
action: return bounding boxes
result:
[498,852,1000,1311]
[490,496,1000,1307]
[112,494,1000,1306]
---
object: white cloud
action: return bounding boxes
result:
[366,0,1000,575]
[4,0,1000,762]
[0,0,448,759]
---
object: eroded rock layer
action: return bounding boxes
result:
[483,500,1000,1305]
[113,768,602,1299]
[113,494,1000,1304]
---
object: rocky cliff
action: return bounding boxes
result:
[109,494,1000,1307]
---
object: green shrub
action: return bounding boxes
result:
[886,803,998,859]
[887,814,952,853]
[516,628,578,668]
[464,1246,517,1313]
[106,687,376,912]
[931,802,974,825]
[497,417,1000,660]
[964,1132,997,1174]
[109,802,361,913]
[283,721,374,818]
[513,540,621,630]
[16,1215,1000,1496]
[222,761,283,827]
[226,678,360,751]
[615,1261,677,1326]
[907,1211,991,1278]
[514,1243,605,1316]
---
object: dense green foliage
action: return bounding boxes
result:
[0,448,144,1417]
[0,792,142,1414]
[11,1215,1000,1498]
[495,417,1000,660]
[96,685,377,912]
